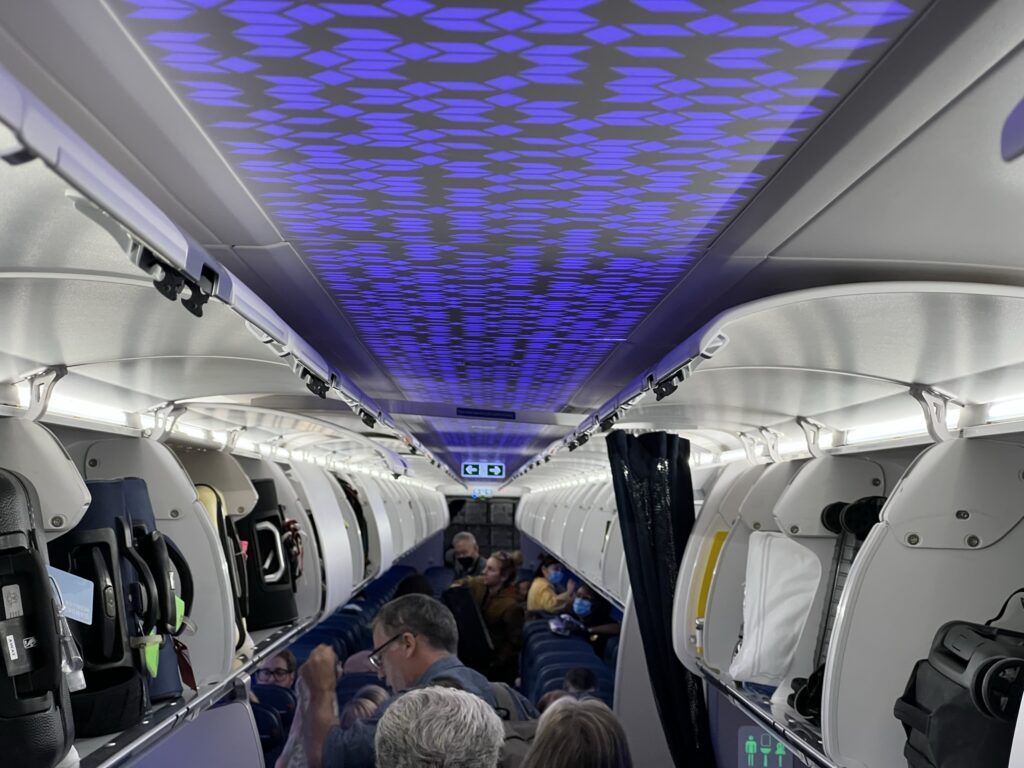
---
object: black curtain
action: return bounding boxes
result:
[606,430,716,768]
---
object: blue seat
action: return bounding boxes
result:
[252,702,284,758]
[531,663,614,703]
[424,566,455,594]
[251,684,297,733]
[525,650,598,685]
[603,636,620,668]
[336,671,385,708]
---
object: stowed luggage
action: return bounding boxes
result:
[895,621,1024,768]
[235,479,299,630]
[0,469,75,768]
[196,484,251,655]
[48,478,194,736]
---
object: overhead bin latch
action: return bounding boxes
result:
[758,427,782,463]
[910,385,957,443]
[796,416,829,458]
[132,244,215,318]
[221,428,246,454]
[147,402,187,443]
[17,366,68,422]
[299,366,330,399]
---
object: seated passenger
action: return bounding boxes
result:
[521,697,633,768]
[339,696,378,730]
[455,550,525,684]
[352,684,389,709]
[342,650,375,675]
[527,555,577,614]
[300,594,500,768]
[444,531,487,578]
[394,573,436,599]
[564,667,598,696]
[338,684,389,730]
[538,689,571,713]
[375,687,505,768]
[570,585,622,656]
[255,650,297,689]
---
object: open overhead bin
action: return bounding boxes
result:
[0,64,456,768]
[510,283,1024,767]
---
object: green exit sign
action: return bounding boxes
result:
[461,462,505,479]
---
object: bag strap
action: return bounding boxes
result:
[165,536,195,625]
[893,695,930,736]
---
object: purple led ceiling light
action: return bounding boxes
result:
[117,0,927,470]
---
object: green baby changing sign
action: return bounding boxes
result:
[739,726,791,768]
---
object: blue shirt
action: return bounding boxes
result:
[322,655,498,768]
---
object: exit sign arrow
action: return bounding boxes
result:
[486,463,505,478]
[462,463,480,476]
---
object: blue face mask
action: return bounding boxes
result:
[573,598,593,618]
[547,569,565,586]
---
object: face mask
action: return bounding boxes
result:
[457,556,477,571]
[573,598,593,618]
[547,569,565,586]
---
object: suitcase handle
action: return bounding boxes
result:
[116,519,159,635]
[254,521,286,584]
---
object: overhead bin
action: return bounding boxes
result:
[235,456,323,623]
[822,436,1024,768]
[673,461,763,675]
[517,479,629,608]
[700,461,805,677]
[64,436,235,687]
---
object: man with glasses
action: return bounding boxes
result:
[300,594,501,768]
[255,650,296,689]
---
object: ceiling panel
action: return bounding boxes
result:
[112,0,929,470]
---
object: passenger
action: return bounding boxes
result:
[570,585,622,656]
[516,575,532,603]
[520,697,633,768]
[342,650,375,675]
[564,667,598,695]
[300,594,499,768]
[339,696,379,730]
[255,650,297,689]
[352,684,389,708]
[527,555,577,614]
[394,573,436,599]
[445,531,487,578]
[455,550,526,684]
[538,690,571,713]
[375,687,505,768]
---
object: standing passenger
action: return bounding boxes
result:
[300,595,498,768]
[375,687,505,768]
[456,551,526,684]
[527,555,577,614]
[445,531,487,578]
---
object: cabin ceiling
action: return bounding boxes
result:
[0,0,946,476]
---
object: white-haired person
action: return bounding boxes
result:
[375,686,505,768]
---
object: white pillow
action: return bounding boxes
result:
[729,532,822,686]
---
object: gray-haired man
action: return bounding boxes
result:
[375,687,504,768]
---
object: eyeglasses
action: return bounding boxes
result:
[255,667,293,683]
[492,551,513,562]
[368,632,406,670]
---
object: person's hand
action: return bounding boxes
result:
[567,579,578,595]
[300,644,339,695]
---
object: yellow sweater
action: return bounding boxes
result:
[527,576,573,614]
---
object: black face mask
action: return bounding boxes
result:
[457,556,477,571]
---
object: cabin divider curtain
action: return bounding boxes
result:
[606,430,715,768]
